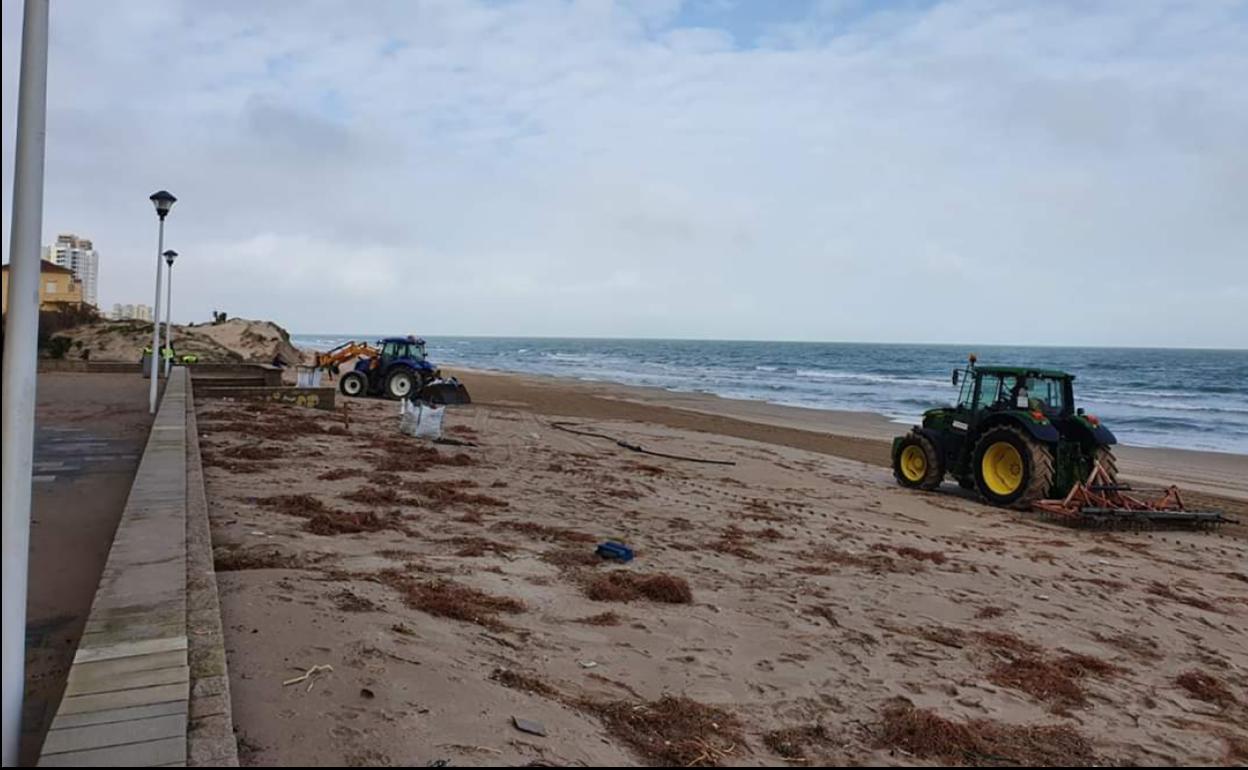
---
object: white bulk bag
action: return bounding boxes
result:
[399,399,444,439]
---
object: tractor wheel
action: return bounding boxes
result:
[892,432,944,491]
[972,425,1054,509]
[339,371,367,398]
[385,369,416,400]
[1094,446,1119,483]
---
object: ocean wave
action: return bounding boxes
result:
[1088,399,1248,416]
[1085,386,1247,402]
[794,369,949,388]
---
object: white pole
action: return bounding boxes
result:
[164,261,172,375]
[2,2,50,764]
[148,218,165,414]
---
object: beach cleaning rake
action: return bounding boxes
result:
[1032,462,1229,526]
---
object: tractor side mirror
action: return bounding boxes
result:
[952,369,960,386]
[1077,407,1085,416]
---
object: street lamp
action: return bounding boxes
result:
[148,190,176,414]
[162,250,178,375]
[2,2,49,764]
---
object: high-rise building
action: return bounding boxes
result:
[45,233,99,308]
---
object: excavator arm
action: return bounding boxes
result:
[313,341,379,372]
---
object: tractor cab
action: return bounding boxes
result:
[952,364,1074,423]
[378,336,429,368]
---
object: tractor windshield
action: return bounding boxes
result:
[1023,376,1066,415]
[975,373,1019,411]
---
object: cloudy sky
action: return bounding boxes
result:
[3,0,1246,347]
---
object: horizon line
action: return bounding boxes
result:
[287,330,1248,353]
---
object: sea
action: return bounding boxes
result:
[292,335,1248,455]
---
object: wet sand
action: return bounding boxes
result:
[199,369,1247,766]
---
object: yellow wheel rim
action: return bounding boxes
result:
[982,441,1024,495]
[900,445,927,482]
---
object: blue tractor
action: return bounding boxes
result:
[316,336,441,400]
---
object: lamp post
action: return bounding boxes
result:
[162,250,178,376]
[148,190,176,414]
[2,3,50,764]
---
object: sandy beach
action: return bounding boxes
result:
[200,368,1248,766]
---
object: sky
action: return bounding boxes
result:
[2,0,1246,348]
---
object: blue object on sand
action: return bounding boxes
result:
[596,541,634,562]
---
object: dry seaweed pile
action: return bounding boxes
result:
[876,701,1097,766]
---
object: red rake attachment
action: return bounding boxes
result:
[1033,462,1229,526]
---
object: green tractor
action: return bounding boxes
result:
[891,356,1118,509]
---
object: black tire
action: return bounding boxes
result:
[1094,446,1119,483]
[892,432,944,491]
[385,369,416,400]
[972,425,1054,509]
[339,371,367,397]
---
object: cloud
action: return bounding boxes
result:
[3,0,1246,347]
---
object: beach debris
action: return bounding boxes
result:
[436,744,502,755]
[1174,670,1238,707]
[576,695,743,767]
[512,717,547,737]
[596,541,635,562]
[579,660,599,669]
[550,421,736,465]
[434,436,477,447]
[479,632,521,649]
[572,611,622,626]
[283,664,333,691]
[874,699,1096,765]
[763,724,840,761]
[360,687,376,699]
[584,572,693,604]
[382,650,423,666]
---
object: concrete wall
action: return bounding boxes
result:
[37,362,282,385]
[37,360,141,373]
[189,364,283,385]
[192,385,336,411]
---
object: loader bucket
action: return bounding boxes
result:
[419,378,472,406]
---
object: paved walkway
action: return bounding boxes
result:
[37,369,189,766]
[23,373,154,765]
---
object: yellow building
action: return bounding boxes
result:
[1,260,86,315]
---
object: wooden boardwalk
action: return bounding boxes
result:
[38,370,190,766]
